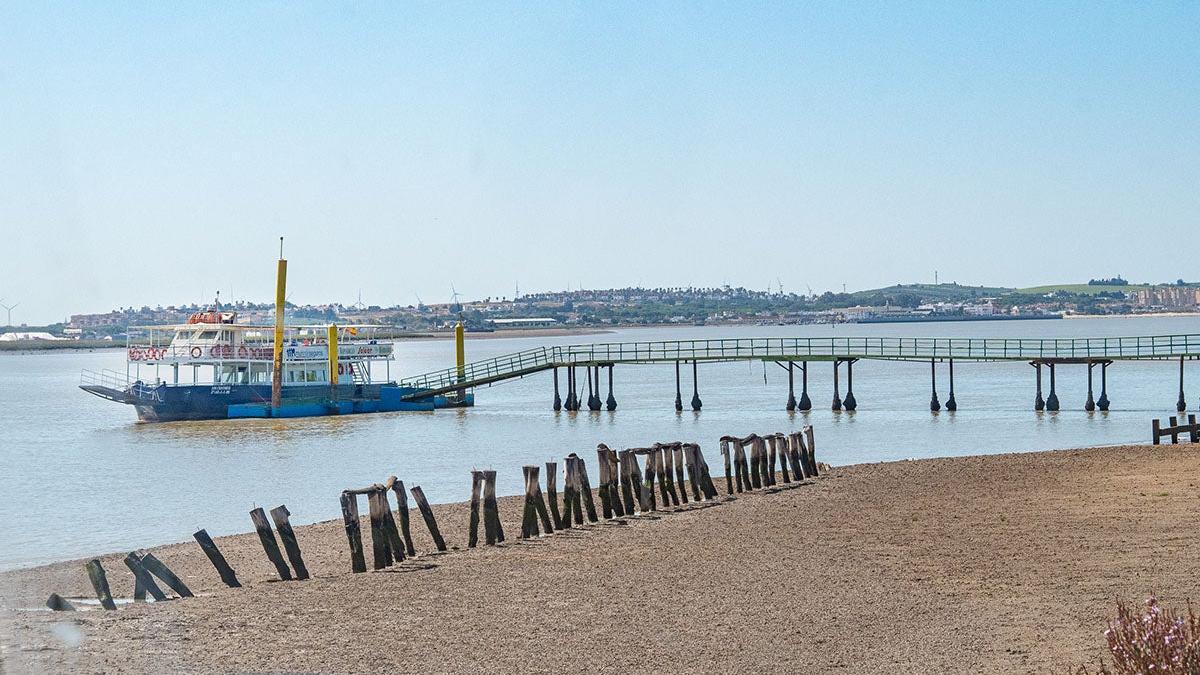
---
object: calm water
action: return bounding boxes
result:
[3,316,1199,571]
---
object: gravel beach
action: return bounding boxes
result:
[3,443,1197,673]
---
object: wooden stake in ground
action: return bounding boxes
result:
[773,434,792,483]
[410,485,448,551]
[521,466,540,538]
[764,436,778,486]
[735,437,753,491]
[653,446,672,506]
[690,443,720,499]
[685,444,705,501]
[123,553,167,602]
[338,493,367,573]
[139,552,194,598]
[594,448,613,519]
[788,432,808,479]
[378,490,407,563]
[85,559,116,610]
[618,450,638,515]
[482,470,504,544]
[468,471,483,548]
[640,450,659,512]
[388,479,418,557]
[269,505,310,580]
[366,490,394,569]
[46,593,75,611]
[194,529,242,586]
[546,461,565,527]
[250,507,293,580]
[573,455,599,522]
[566,457,585,524]
[661,443,681,505]
[606,446,626,517]
[720,438,734,495]
[804,425,819,476]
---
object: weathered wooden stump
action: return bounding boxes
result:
[378,489,407,563]
[388,479,418,557]
[139,552,194,598]
[410,485,448,551]
[123,553,167,601]
[594,447,613,519]
[618,450,638,514]
[194,529,242,586]
[269,505,310,580]
[773,434,792,483]
[250,507,293,581]
[46,593,75,611]
[573,455,599,522]
[546,461,565,528]
[85,559,116,610]
[366,490,394,569]
[804,425,819,476]
[482,470,504,544]
[468,471,483,548]
[671,444,689,504]
[338,493,367,573]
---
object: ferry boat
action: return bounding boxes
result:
[80,252,471,421]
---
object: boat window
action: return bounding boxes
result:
[220,330,232,341]
[198,331,218,340]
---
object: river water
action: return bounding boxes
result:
[2,316,1198,570]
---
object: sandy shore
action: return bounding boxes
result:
[3,444,1198,673]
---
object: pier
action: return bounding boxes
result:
[398,334,1200,412]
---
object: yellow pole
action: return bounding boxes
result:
[271,257,287,409]
[455,321,465,390]
[328,323,339,394]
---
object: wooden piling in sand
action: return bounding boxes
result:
[573,455,599,522]
[773,434,792,483]
[269,505,310,580]
[338,493,367,573]
[720,438,734,495]
[568,458,586,524]
[379,491,407,562]
[670,444,689,504]
[546,461,565,527]
[653,445,674,506]
[366,490,393,569]
[482,470,504,544]
[139,552,194,598]
[123,553,167,601]
[788,432,808,479]
[736,437,754,491]
[804,425,819,476]
[388,479,418,557]
[595,447,613,519]
[605,446,626,517]
[764,436,778,486]
[46,593,75,611]
[250,507,293,580]
[618,450,638,514]
[194,529,242,586]
[521,466,555,537]
[85,559,116,610]
[468,471,483,548]
[410,485,448,551]
[690,443,719,499]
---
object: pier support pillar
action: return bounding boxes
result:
[690,361,702,411]
[565,366,578,411]
[798,362,812,410]
[1085,361,1096,412]
[929,359,940,411]
[674,361,683,412]
[1097,362,1110,411]
[843,359,858,411]
[786,362,797,411]
[831,360,842,411]
[606,364,617,410]
[552,367,561,411]
[1033,362,1045,411]
[588,365,602,411]
[945,359,957,411]
[1178,356,1187,413]
[1046,363,1060,411]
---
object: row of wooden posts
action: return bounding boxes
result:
[60,428,822,610]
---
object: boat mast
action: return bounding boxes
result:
[271,238,287,410]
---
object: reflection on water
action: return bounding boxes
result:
[2,316,1200,570]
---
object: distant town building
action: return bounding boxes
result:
[0,331,68,341]
[1133,287,1200,308]
[486,317,558,328]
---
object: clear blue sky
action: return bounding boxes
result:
[1,2,1197,324]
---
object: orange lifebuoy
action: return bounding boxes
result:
[190,346,202,358]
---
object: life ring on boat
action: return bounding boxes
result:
[190,346,202,359]
[237,345,248,358]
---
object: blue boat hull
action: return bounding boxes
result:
[104,383,471,422]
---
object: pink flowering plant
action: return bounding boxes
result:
[1087,596,1200,674]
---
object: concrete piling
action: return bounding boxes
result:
[832,360,842,411]
[945,359,957,411]
[798,361,812,411]
[843,359,858,411]
[552,367,561,411]
[690,361,702,411]
[606,364,617,410]
[1098,361,1110,411]
[1046,363,1060,411]
[929,359,941,412]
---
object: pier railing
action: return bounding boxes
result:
[397,334,1200,398]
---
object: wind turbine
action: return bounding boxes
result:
[1,301,18,327]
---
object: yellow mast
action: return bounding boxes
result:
[328,323,339,397]
[455,321,465,397]
[271,239,287,410]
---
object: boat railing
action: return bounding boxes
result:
[124,340,394,363]
[80,369,135,391]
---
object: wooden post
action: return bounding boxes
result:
[250,507,293,580]
[804,425,818,476]
[139,552,194,598]
[468,471,483,548]
[685,444,705,501]
[735,439,751,492]
[568,458,586,524]
[483,470,504,544]
[775,434,792,483]
[338,493,367,573]
[789,432,807,479]
[532,466,556,532]
[378,489,407,562]
[1153,418,1162,445]
[661,444,681,505]
[1190,414,1198,443]
[695,444,719,499]
[758,437,773,487]
[85,559,116,610]
[269,505,310,580]
[46,593,75,611]
[194,529,242,586]
[521,466,537,538]
[653,447,673,506]
[410,485,448,551]
[594,448,613,519]
[366,490,393,569]
[638,451,657,512]
[720,438,734,495]
[123,553,167,602]
[574,456,599,522]
[618,450,637,514]
[765,436,778,486]
[1170,416,1180,444]
[547,461,566,527]
[672,445,689,504]
[560,460,578,527]
[608,448,626,517]
[388,479,417,557]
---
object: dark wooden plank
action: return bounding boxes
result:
[482,470,504,545]
[123,553,167,601]
[574,456,599,522]
[85,559,116,610]
[338,493,367,573]
[139,552,194,598]
[46,593,75,611]
[804,425,819,476]
[1152,418,1162,445]
[531,465,556,533]
[521,466,538,538]
[468,470,483,548]
[410,485,448,551]
[250,507,293,580]
[671,444,689,504]
[269,505,310,580]
[548,461,567,526]
[193,529,242,587]
[366,490,393,569]
[389,479,417,557]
